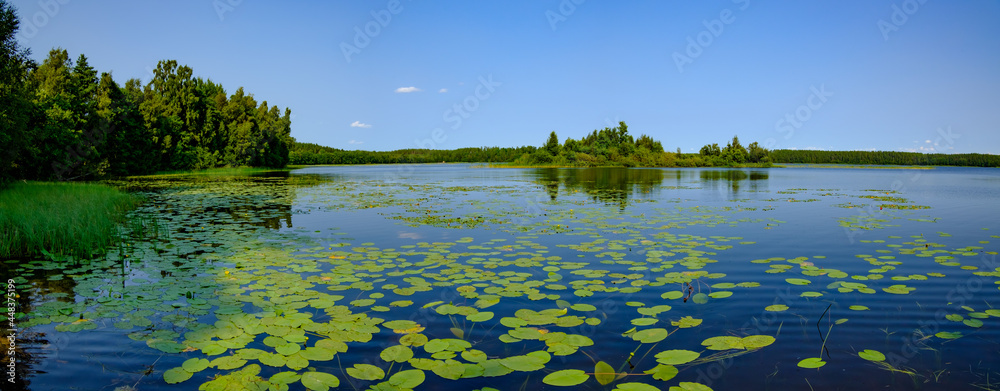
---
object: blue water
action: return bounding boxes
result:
[7,165,999,391]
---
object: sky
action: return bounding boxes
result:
[10,0,1000,153]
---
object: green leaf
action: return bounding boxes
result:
[500,355,547,371]
[883,285,914,294]
[631,328,669,344]
[542,369,589,386]
[670,316,702,328]
[935,331,962,339]
[181,358,210,373]
[467,311,494,322]
[269,371,302,384]
[380,345,414,363]
[708,291,732,299]
[858,349,885,362]
[645,364,678,381]
[741,335,775,349]
[797,357,826,368]
[211,355,248,370]
[388,369,425,388]
[275,342,301,356]
[701,336,743,350]
[655,350,700,365]
[764,304,788,312]
[668,382,713,391]
[301,371,340,391]
[849,305,869,311]
[595,361,616,385]
[614,383,661,391]
[347,363,386,380]
[163,367,192,384]
[785,278,811,285]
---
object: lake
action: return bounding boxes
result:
[4,164,999,391]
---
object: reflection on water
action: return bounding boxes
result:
[532,168,665,208]
[532,168,770,206]
[699,169,769,195]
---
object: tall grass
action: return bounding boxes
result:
[0,182,142,258]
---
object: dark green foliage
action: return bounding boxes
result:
[289,143,534,165]
[0,0,36,186]
[770,150,1000,167]
[0,0,293,185]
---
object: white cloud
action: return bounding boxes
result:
[348,139,364,145]
[350,121,372,128]
[438,88,448,93]
[395,86,421,93]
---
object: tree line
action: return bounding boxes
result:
[512,122,772,167]
[769,150,1000,167]
[0,1,293,186]
[290,143,535,165]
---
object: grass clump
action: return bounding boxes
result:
[0,182,142,258]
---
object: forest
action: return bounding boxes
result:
[509,121,771,168]
[290,143,535,165]
[770,149,1000,167]
[0,3,293,186]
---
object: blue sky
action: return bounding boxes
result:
[11,0,1000,153]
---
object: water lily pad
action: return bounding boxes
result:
[797,357,826,368]
[741,335,775,349]
[670,316,702,328]
[163,367,192,384]
[542,369,589,386]
[347,363,385,380]
[859,349,885,362]
[701,336,743,350]
[388,369,425,388]
[668,382,713,391]
[182,358,210,373]
[301,371,340,391]
[381,345,414,363]
[632,328,669,344]
[595,361,617,385]
[935,331,962,339]
[883,285,914,294]
[614,383,661,391]
[655,349,700,365]
[764,305,788,312]
[785,278,810,285]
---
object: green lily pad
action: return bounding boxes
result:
[670,316,702,328]
[668,382,713,391]
[301,371,340,391]
[701,336,743,350]
[181,358,210,373]
[614,383,661,391]
[163,367,193,384]
[381,345,414,363]
[741,335,775,349]
[347,363,385,380]
[655,349,700,365]
[785,278,811,285]
[797,357,826,368]
[935,331,962,339]
[542,369,589,386]
[388,369,425,388]
[632,328,669,344]
[595,361,617,385]
[764,305,788,312]
[859,349,885,362]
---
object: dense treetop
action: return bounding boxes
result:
[0,0,293,185]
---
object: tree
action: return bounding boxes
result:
[699,143,720,156]
[722,135,748,164]
[544,131,561,156]
[0,0,35,185]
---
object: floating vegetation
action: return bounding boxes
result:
[3,167,998,390]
